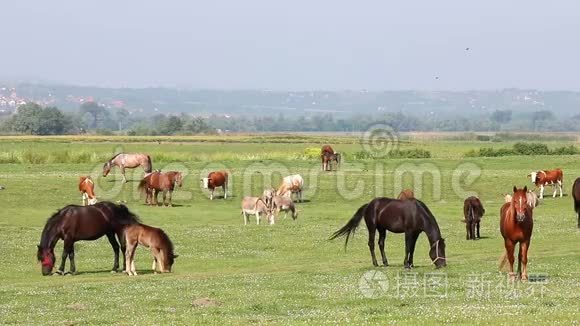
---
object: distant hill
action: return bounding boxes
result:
[1,82,579,118]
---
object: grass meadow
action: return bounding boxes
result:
[0,135,578,325]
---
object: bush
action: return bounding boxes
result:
[465,143,579,157]
[351,148,431,160]
[476,135,491,141]
[303,147,321,159]
[512,142,549,155]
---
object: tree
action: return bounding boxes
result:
[4,103,72,135]
[490,110,512,124]
[11,103,43,134]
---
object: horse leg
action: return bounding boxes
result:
[470,222,476,240]
[552,183,557,198]
[465,221,471,240]
[223,184,227,199]
[67,242,77,275]
[121,166,127,183]
[517,243,523,279]
[539,184,544,199]
[106,233,120,272]
[256,212,260,225]
[124,241,135,275]
[405,232,420,268]
[521,241,530,281]
[162,190,167,206]
[476,221,481,239]
[154,189,159,206]
[559,180,563,198]
[505,240,516,281]
[378,228,388,266]
[367,226,379,267]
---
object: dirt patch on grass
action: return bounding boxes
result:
[192,297,221,308]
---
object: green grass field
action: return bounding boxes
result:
[0,135,578,325]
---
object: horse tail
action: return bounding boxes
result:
[498,250,509,272]
[329,203,369,249]
[145,155,152,173]
[138,179,148,194]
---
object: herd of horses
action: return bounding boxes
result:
[38,147,580,282]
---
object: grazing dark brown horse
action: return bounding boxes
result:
[499,186,533,281]
[398,189,415,200]
[36,202,140,275]
[138,171,183,206]
[202,171,228,200]
[124,223,177,275]
[573,177,580,228]
[463,196,485,240]
[321,145,340,171]
[103,153,152,183]
[330,198,447,269]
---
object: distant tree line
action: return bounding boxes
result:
[1,102,579,135]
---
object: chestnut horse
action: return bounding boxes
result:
[398,189,415,200]
[138,171,183,206]
[79,176,97,205]
[573,177,580,228]
[36,202,140,275]
[499,186,533,281]
[321,145,340,171]
[202,171,228,200]
[124,223,177,275]
[103,153,152,183]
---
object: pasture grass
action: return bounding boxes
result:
[0,135,579,324]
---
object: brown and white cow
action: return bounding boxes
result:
[201,171,228,200]
[528,169,563,199]
[79,176,97,205]
[277,174,304,203]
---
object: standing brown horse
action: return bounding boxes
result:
[36,202,140,275]
[321,145,340,171]
[398,189,415,200]
[103,153,152,183]
[499,186,533,281]
[463,196,485,240]
[124,223,177,275]
[573,177,580,228]
[138,171,183,206]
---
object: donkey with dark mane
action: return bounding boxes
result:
[331,198,447,269]
[36,202,140,275]
[463,196,485,240]
[103,153,152,183]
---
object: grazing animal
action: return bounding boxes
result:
[398,189,415,200]
[79,176,97,205]
[330,198,447,269]
[202,171,228,200]
[321,145,340,171]
[36,202,140,276]
[573,178,580,228]
[262,187,276,208]
[528,169,563,199]
[124,223,177,275]
[463,196,485,240]
[526,190,539,209]
[241,196,274,225]
[103,153,152,183]
[138,171,183,207]
[272,195,298,220]
[499,186,534,281]
[277,174,304,203]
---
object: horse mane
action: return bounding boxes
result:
[157,228,175,263]
[40,207,72,248]
[99,202,141,224]
[414,199,443,238]
[107,153,123,162]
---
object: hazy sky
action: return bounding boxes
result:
[2,1,580,90]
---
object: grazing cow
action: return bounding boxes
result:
[528,169,563,199]
[398,189,415,200]
[241,197,274,225]
[202,171,228,200]
[573,178,580,228]
[463,196,485,240]
[277,174,304,203]
[321,145,340,171]
[79,176,97,206]
[526,190,539,209]
[272,195,298,220]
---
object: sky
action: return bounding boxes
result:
[2,1,580,91]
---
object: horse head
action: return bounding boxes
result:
[103,162,112,177]
[174,172,183,188]
[429,238,447,268]
[512,186,529,223]
[37,245,55,276]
